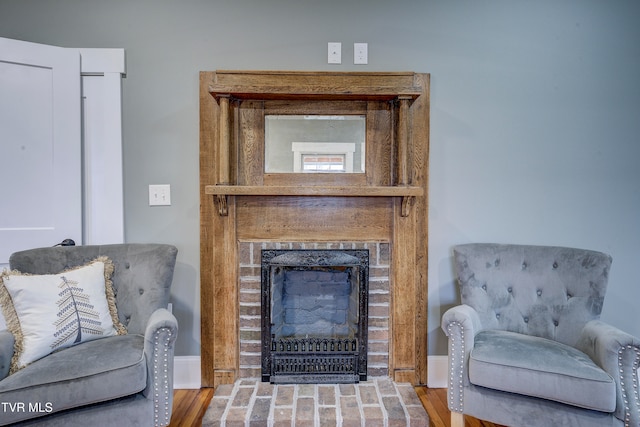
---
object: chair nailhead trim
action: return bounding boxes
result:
[447,321,465,413]
[618,344,640,427]
[153,327,173,427]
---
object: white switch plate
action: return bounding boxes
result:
[149,184,171,206]
[328,42,341,64]
[354,43,368,64]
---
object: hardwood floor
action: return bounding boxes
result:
[170,388,215,427]
[168,387,503,427]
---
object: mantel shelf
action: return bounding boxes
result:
[205,185,423,197]
[209,86,422,101]
[208,70,423,101]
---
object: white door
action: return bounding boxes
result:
[0,38,82,264]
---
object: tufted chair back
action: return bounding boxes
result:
[453,243,612,347]
[9,243,178,335]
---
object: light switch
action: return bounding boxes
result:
[149,184,171,206]
[328,42,341,64]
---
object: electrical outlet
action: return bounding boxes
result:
[149,184,171,206]
[328,42,341,64]
[354,43,368,64]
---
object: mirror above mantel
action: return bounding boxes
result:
[264,114,366,174]
[200,70,430,388]
[202,70,429,217]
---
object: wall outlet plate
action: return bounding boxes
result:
[354,43,368,64]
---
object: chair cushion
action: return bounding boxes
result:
[0,334,146,424]
[469,330,615,412]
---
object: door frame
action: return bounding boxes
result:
[79,47,126,245]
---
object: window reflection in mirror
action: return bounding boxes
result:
[265,115,365,173]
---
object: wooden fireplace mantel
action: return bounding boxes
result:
[205,185,423,217]
[200,70,429,387]
[207,69,423,101]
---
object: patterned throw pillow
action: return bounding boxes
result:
[0,257,127,374]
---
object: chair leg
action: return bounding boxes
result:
[451,411,464,427]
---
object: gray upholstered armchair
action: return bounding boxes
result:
[0,244,178,426]
[441,243,640,427]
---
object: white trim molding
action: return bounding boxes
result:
[78,48,125,75]
[80,48,125,245]
[173,356,202,389]
[427,355,449,388]
[172,355,449,389]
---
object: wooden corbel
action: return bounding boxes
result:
[401,195,415,217]
[215,194,228,216]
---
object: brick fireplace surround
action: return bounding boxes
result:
[238,241,391,380]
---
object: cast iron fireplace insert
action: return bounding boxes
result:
[261,249,369,384]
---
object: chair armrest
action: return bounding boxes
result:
[0,330,15,381]
[142,308,179,427]
[441,304,483,412]
[576,320,640,426]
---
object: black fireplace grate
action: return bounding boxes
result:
[271,354,359,384]
[271,337,358,353]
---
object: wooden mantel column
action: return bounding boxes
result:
[397,96,415,217]
[397,96,411,186]
[215,95,231,216]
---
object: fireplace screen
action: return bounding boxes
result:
[261,249,369,384]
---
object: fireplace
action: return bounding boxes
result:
[200,71,429,387]
[261,249,369,384]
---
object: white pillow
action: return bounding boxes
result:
[0,257,127,373]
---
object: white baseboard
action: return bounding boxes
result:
[427,355,448,388]
[173,356,201,389]
[173,355,449,390]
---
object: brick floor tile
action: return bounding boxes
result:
[396,382,423,406]
[201,397,228,427]
[204,396,228,416]
[275,385,295,406]
[297,383,315,397]
[256,381,275,397]
[382,396,407,427]
[273,407,293,427]
[340,395,361,426]
[231,387,254,407]
[406,405,430,427]
[225,407,248,427]
[213,383,235,397]
[357,384,380,405]
[318,406,338,427]
[338,384,355,396]
[295,397,315,425]
[376,377,397,395]
[318,385,336,406]
[249,398,271,426]
[361,405,385,426]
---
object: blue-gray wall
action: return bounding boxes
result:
[1,0,638,357]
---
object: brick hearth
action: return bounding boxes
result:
[201,377,429,427]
